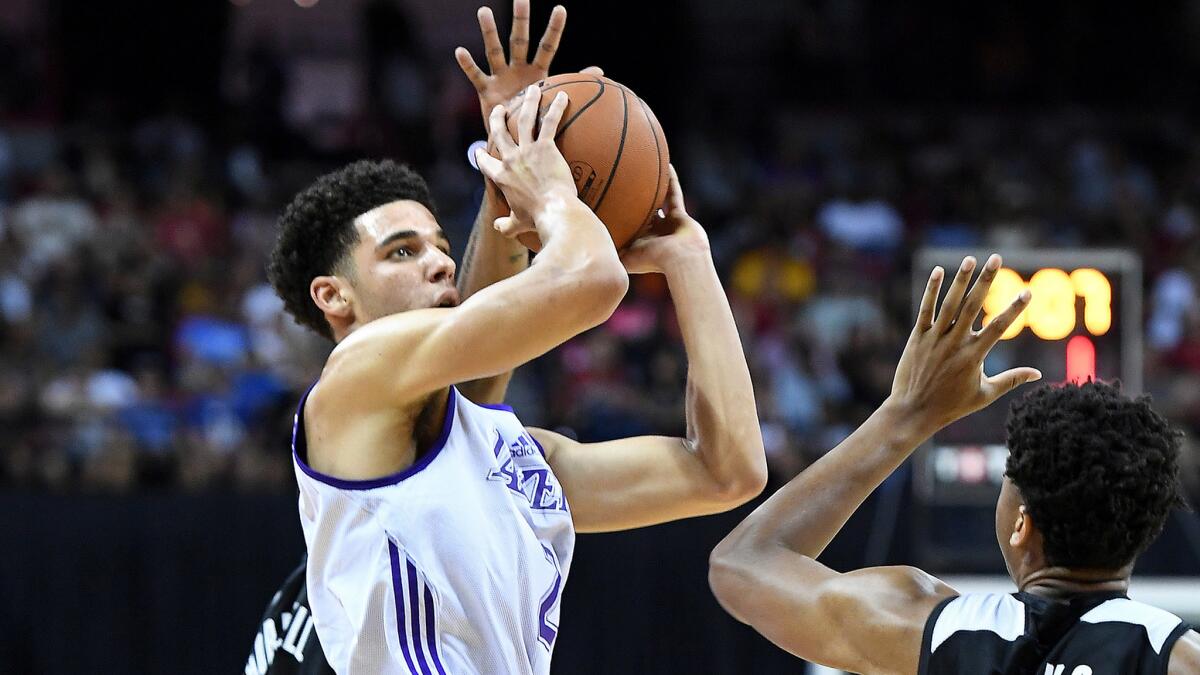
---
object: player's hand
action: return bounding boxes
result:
[474,85,577,237]
[619,165,711,274]
[887,254,1041,436]
[455,1,603,128]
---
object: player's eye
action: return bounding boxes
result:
[389,246,415,259]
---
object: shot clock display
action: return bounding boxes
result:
[912,249,1143,506]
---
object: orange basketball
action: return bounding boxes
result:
[505,74,670,251]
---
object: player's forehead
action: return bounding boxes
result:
[353,199,445,245]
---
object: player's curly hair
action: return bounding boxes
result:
[268,160,438,340]
[1005,380,1186,569]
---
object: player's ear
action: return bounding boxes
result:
[1009,504,1032,548]
[312,275,354,322]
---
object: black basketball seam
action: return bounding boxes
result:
[536,76,605,139]
[637,96,663,229]
[591,84,628,211]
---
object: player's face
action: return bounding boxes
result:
[995,476,1022,580]
[347,199,458,323]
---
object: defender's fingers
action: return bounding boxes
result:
[531,5,566,71]
[977,288,1032,350]
[455,47,489,90]
[933,256,977,334]
[477,7,506,73]
[538,91,568,141]
[488,105,517,153]
[516,84,539,145]
[953,254,1002,335]
[580,66,604,77]
[915,266,944,333]
[982,367,1042,403]
[510,0,531,62]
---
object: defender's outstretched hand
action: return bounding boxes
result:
[890,254,1041,435]
[619,165,711,274]
[456,1,602,126]
[474,86,576,238]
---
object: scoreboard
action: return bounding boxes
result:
[911,249,1143,506]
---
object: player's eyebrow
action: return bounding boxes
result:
[375,228,451,251]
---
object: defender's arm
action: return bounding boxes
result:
[709,256,1040,673]
[532,167,767,532]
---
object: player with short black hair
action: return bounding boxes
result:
[710,254,1200,675]
[260,1,767,673]
[1005,381,1186,571]
[268,160,439,341]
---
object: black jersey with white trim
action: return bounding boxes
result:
[244,556,334,675]
[919,591,1191,675]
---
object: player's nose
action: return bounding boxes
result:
[426,247,455,285]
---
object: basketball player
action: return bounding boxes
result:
[266,5,766,675]
[709,254,1200,674]
[246,5,585,672]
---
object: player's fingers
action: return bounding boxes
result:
[532,5,566,72]
[538,91,568,141]
[982,367,1043,403]
[933,256,976,334]
[510,0,531,62]
[952,253,1002,335]
[477,7,506,73]
[475,148,505,182]
[488,105,517,154]
[455,47,489,91]
[493,214,534,238]
[664,164,686,213]
[516,84,539,145]
[915,266,944,334]
[976,288,1032,351]
[580,66,604,77]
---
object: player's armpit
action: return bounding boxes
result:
[708,546,956,675]
[529,427,762,533]
[316,252,626,413]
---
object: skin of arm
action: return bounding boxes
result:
[529,166,768,533]
[1169,630,1200,675]
[709,255,1041,674]
[454,0,598,404]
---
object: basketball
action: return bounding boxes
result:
[505,74,670,252]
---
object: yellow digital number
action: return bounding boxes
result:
[981,268,1028,340]
[1069,268,1112,336]
[979,267,1112,340]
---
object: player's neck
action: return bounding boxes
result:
[1019,565,1132,599]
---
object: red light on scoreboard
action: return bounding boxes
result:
[1066,335,1096,384]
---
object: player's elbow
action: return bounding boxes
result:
[707,544,759,623]
[572,258,629,323]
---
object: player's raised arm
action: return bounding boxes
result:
[454,1,604,404]
[529,166,768,532]
[320,86,627,411]
[707,255,1040,674]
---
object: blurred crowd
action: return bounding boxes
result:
[0,9,1198,500]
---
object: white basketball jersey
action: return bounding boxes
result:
[292,385,575,675]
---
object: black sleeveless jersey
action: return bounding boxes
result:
[244,557,334,675]
[919,591,1192,675]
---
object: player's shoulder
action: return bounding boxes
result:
[820,566,958,634]
[1169,629,1200,675]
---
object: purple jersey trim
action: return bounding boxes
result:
[292,384,458,490]
[477,402,515,412]
[387,541,421,674]
[422,584,447,675]
[405,560,433,674]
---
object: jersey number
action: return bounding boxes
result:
[537,545,563,651]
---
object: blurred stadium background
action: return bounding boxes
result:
[1,0,1198,673]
